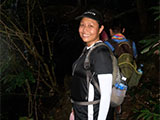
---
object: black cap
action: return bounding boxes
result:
[76,9,103,26]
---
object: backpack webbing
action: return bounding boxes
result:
[71,42,121,106]
[84,42,121,87]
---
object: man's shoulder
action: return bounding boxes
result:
[88,42,111,57]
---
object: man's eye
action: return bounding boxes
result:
[80,24,84,27]
[88,25,93,27]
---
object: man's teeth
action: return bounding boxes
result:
[83,34,89,37]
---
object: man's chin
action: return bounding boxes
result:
[82,38,90,43]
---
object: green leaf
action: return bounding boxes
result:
[19,117,34,120]
[144,114,152,120]
[150,6,160,11]
[154,16,160,21]
[153,116,160,120]
[141,45,152,54]
[146,116,153,120]
[137,112,146,120]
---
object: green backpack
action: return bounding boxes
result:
[105,40,142,87]
[117,52,142,87]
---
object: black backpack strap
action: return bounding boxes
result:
[84,42,110,70]
[84,42,114,93]
[84,42,120,88]
[72,42,116,106]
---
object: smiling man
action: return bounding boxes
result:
[70,9,114,120]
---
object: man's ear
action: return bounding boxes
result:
[109,28,113,36]
[122,28,125,33]
[99,25,104,34]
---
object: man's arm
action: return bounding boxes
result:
[97,74,112,120]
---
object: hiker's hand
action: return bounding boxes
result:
[69,108,74,120]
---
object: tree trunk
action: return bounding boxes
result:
[136,0,148,36]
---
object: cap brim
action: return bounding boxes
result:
[75,15,84,20]
[75,15,98,22]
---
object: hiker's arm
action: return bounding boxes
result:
[91,46,113,119]
[97,74,112,120]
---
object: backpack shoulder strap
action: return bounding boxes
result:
[71,42,121,106]
[84,42,120,86]
[84,42,114,70]
[129,40,137,58]
[84,42,106,70]
[104,41,115,51]
[102,43,121,85]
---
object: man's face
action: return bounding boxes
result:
[79,17,103,46]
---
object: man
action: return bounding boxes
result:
[70,9,114,120]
